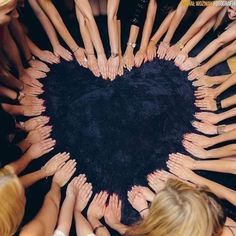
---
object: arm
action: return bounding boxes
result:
[179,6,223,45]
[221,95,236,109]
[20,182,61,236]
[0,70,24,91]
[0,85,18,100]
[74,211,94,236]
[195,25,236,64]
[184,171,236,206]
[37,0,78,52]
[162,0,190,44]
[199,39,236,73]
[214,73,236,97]
[193,159,236,174]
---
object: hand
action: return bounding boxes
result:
[127,189,148,213]
[87,54,100,77]
[188,66,207,81]
[123,48,134,71]
[26,125,52,144]
[52,159,77,187]
[180,57,200,71]
[75,181,93,211]
[118,55,124,76]
[22,83,44,96]
[20,71,43,88]
[23,116,50,131]
[194,98,217,111]
[54,44,73,61]
[165,44,180,61]
[25,68,46,79]
[194,87,217,99]
[19,95,44,106]
[87,191,109,220]
[104,194,122,229]
[43,152,70,176]
[97,53,108,79]
[108,56,119,81]
[183,133,213,148]
[26,138,56,159]
[74,47,88,68]
[131,186,155,202]
[192,121,217,135]
[28,59,50,73]
[157,41,170,59]
[174,51,188,67]
[22,104,46,117]
[134,49,147,68]
[194,111,221,124]
[36,50,60,64]
[147,41,157,61]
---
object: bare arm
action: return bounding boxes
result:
[163,0,190,44]
[0,85,17,100]
[20,169,47,188]
[74,211,94,236]
[37,0,78,52]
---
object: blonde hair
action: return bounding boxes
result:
[0,168,25,236]
[126,179,224,236]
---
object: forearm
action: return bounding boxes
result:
[74,211,94,236]
[56,196,76,235]
[29,0,60,49]
[217,107,236,122]
[26,36,42,56]
[0,71,24,91]
[207,144,236,159]
[150,10,175,44]
[76,7,95,54]
[209,128,236,146]
[182,18,214,54]
[75,0,104,54]
[139,0,157,50]
[221,95,236,109]
[0,85,17,100]
[125,25,139,53]
[214,73,236,97]
[2,26,24,75]
[6,152,32,175]
[163,6,188,44]
[17,139,31,153]
[190,173,236,205]
[9,18,32,61]
[38,0,78,51]
[20,169,47,188]
[203,40,236,71]
[194,159,236,174]
[107,0,120,54]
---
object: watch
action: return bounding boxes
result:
[127,42,136,49]
[111,52,119,58]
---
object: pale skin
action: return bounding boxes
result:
[157,0,190,60]
[55,174,90,236]
[87,191,111,236]
[134,0,157,67]
[147,10,176,61]
[74,181,94,236]
[180,22,236,71]
[183,139,236,159]
[192,120,236,136]
[37,0,87,67]
[188,39,236,81]
[20,160,77,236]
[194,107,236,125]
[75,0,108,79]
[28,0,72,61]
[167,152,236,175]
[18,116,50,132]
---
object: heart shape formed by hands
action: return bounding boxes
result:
[43,59,195,223]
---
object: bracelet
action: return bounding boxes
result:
[217,125,226,135]
[72,46,80,54]
[178,41,184,50]
[19,121,25,131]
[139,207,149,214]
[27,55,36,62]
[16,91,25,102]
[111,52,119,58]
[150,39,157,46]
[216,101,222,110]
[93,225,105,234]
[127,42,136,49]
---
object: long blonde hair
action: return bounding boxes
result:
[0,168,25,236]
[126,179,224,236]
